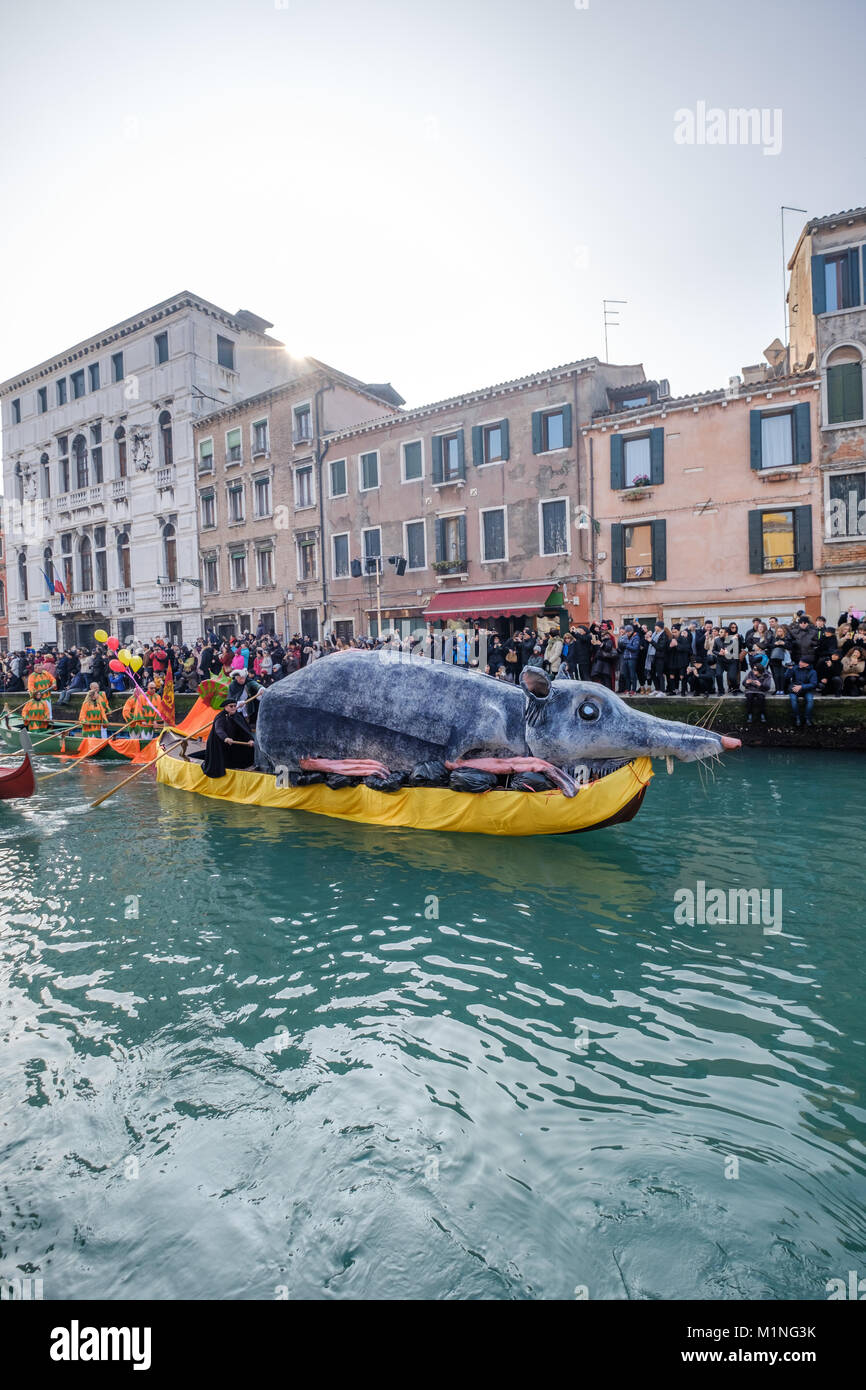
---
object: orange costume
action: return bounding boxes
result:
[79,690,112,737]
[22,669,55,731]
[122,692,160,737]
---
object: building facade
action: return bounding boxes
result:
[0,511,8,652]
[193,362,404,639]
[0,292,292,649]
[788,206,866,621]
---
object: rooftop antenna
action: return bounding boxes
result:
[603,299,626,361]
[780,205,807,354]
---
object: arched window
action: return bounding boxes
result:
[159,410,173,469]
[14,462,24,503]
[117,531,131,588]
[115,425,127,478]
[72,434,88,489]
[80,536,93,592]
[40,452,51,498]
[162,522,177,582]
[43,546,54,588]
[825,344,865,426]
[18,551,28,601]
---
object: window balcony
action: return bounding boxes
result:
[115,588,134,611]
[72,590,108,612]
[15,602,30,622]
[70,489,89,509]
[55,492,71,512]
[156,467,175,490]
[159,582,180,606]
[88,485,104,505]
[292,428,313,446]
[432,559,468,579]
[112,479,129,501]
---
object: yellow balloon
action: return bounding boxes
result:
[118,649,132,665]
[94,629,109,643]
[130,656,143,672]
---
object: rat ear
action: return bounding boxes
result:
[520,666,551,699]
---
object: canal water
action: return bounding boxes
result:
[0,749,863,1301]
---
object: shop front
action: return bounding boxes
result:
[423,583,568,639]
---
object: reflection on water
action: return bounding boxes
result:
[0,749,864,1299]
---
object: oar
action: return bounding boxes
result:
[25,721,84,750]
[37,720,138,783]
[89,735,185,809]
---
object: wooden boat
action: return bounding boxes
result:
[0,731,35,801]
[155,734,653,836]
[0,714,141,760]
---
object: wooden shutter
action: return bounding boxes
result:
[748,510,764,574]
[435,518,446,562]
[749,410,763,470]
[457,513,467,563]
[431,435,443,484]
[848,247,861,306]
[794,506,813,571]
[471,425,483,466]
[531,411,543,455]
[792,402,811,463]
[610,435,625,489]
[561,404,573,448]
[456,431,465,479]
[610,523,624,583]
[499,418,510,460]
[651,519,666,581]
[650,427,664,484]
[811,255,826,315]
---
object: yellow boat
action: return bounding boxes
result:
[155,741,653,837]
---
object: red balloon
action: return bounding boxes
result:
[109,659,125,672]
[106,636,120,651]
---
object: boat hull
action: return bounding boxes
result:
[0,752,35,800]
[155,752,653,836]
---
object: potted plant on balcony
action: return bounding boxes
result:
[622,473,652,500]
[432,558,466,575]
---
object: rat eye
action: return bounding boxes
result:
[578,701,600,721]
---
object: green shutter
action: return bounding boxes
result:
[471,425,483,466]
[749,410,763,470]
[651,519,666,581]
[792,402,811,463]
[794,505,813,571]
[811,255,826,315]
[610,435,625,489]
[845,361,864,421]
[456,431,465,479]
[849,247,861,306]
[561,403,573,448]
[431,435,443,484]
[748,510,764,574]
[435,518,446,562]
[828,362,864,424]
[650,427,664,485]
[499,418,510,460]
[457,513,467,562]
[610,524,624,583]
[531,411,543,455]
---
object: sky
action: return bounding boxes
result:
[1,0,864,408]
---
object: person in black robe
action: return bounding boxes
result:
[201,700,256,778]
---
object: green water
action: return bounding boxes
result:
[0,750,864,1300]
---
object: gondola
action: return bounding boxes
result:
[0,731,36,801]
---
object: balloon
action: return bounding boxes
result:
[118,649,131,664]
[106,636,120,652]
[130,656,143,672]
[94,629,109,644]
[109,659,125,673]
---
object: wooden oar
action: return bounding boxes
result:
[37,720,139,783]
[25,721,84,750]
[89,734,185,809]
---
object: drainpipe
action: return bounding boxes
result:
[589,435,598,621]
[313,382,332,638]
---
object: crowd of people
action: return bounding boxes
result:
[2,610,865,731]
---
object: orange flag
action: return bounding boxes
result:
[158,662,175,726]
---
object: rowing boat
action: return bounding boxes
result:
[0,731,35,801]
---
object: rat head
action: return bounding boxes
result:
[519,668,739,770]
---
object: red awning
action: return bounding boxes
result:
[423,584,557,620]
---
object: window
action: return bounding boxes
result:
[43,546,54,587]
[198,438,214,472]
[11,398,21,424]
[14,462,24,503]
[295,465,314,508]
[91,423,103,483]
[217,336,235,371]
[405,520,426,570]
[610,519,666,583]
[435,515,466,568]
[200,491,216,529]
[252,419,269,455]
[58,435,70,493]
[624,522,653,579]
[362,527,382,571]
[256,548,274,587]
[37,387,47,414]
[40,453,50,498]
[610,427,664,488]
[226,427,242,463]
[95,527,107,591]
[434,432,464,483]
[56,378,67,406]
[61,534,74,594]
[155,332,169,364]
[826,253,857,313]
[72,435,88,489]
[402,440,423,481]
[532,406,572,454]
[334,620,353,642]
[293,404,312,443]
[750,404,810,467]
[115,426,127,478]
[624,435,652,485]
[71,370,85,399]
[540,498,569,556]
[231,551,247,589]
[300,608,319,641]
[80,536,93,591]
[254,476,271,516]
[827,470,866,539]
[472,420,509,465]
[117,532,131,588]
[159,410,173,469]
[332,532,350,578]
[162,524,177,582]
[481,507,506,562]
[228,483,245,523]
[297,532,318,580]
[329,458,347,496]
[0,581,5,618]
[826,348,864,425]
[202,554,219,594]
[360,451,379,491]
[88,362,100,391]
[748,506,812,574]
[18,552,28,600]
[112,351,124,383]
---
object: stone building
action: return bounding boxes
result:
[0,292,291,649]
[193,362,404,639]
[0,511,8,652]
[788,206,866,620]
